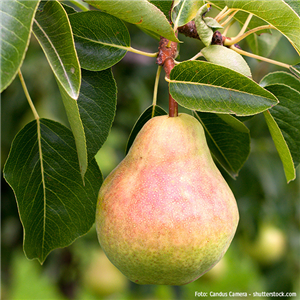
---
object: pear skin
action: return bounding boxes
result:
[96,113,239,285]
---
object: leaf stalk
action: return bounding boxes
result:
[224,24,276,46]
[152,65,162,117]
[230,45,291,69]
[237,13,253,38]
[18,71,40,120]
[127,47,158,57]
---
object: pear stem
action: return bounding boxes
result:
[156,35,178,117]
[165,58,178,117]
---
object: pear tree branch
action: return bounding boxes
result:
[156,36,178,117]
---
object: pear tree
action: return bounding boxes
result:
[1,0,300,284]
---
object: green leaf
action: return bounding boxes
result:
[86,0,179,42]
[290,63,300,78]
[33,0,86,179]
[284,0,300,16]
[57,80,88,180]
[78,68,117,160]
[265,84,300,170]
[211,2,272,37]
[195,3,214,47]
[61,3,78,15]
[210,0,300,54]
[69,11,130,71]
[204,17,223,29]
[246,29,282,57]
[135,26,161,41]
[125,105,167,154]
[0,0,40,92]
[169,61,278,116]
[70,0,89,11]
[3,119,102,264]
[260,71,300,92]
[171,0,204,31]
[201,45,252,77]
[149,0,173,19]
[263,110,295,182]
[194,111,250,178]
[33,0,81,99]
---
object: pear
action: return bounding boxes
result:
[96,113,239,285]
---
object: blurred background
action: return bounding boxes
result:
[1,5,300,300]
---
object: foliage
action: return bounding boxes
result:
[1,0,299,287]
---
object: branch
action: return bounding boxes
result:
[156,36,178,117]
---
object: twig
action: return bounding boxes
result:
[156,36,178,117]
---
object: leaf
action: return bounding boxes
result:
[0,0,40,92]
[135,26,161,41]
[33,0,81,99]
[284,0,300,16]
[33,1,86,179]
[203,17,223,29]
[149,0,173,19]
[231,10,272,34]
[196,24,213,47]
[264,84,300,170]
[263,110,295,182]
[86,0,179,42]
[61,3,78,15]
[171,0,204,31]
[169,61,278,116]
[78,69,117,160]
[290,63,300,78]
[57,80,87,180]
[3,119,102,264]
[195,3,214,47]
[125,105,167,154]
[194,111,250,178]
[69,11,130,71]
[212,2,273,36]
[260,71,300,92]
[71,0,90,11]
[201,45,252,77]
[210,0,300,54]
[246,29,282,57]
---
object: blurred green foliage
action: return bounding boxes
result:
[1,7,300,300]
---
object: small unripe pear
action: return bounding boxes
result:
[96,113,239,285]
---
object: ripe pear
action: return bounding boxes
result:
[96,113,239,285]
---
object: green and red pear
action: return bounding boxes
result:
[96,113,239,285]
